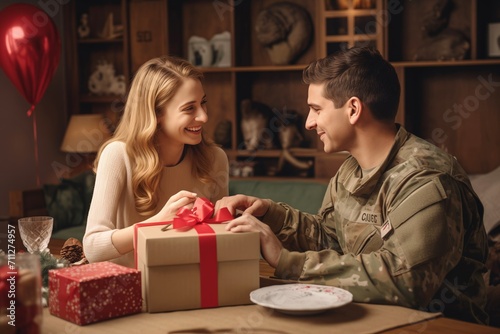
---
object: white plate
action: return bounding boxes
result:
[250,284,353,315]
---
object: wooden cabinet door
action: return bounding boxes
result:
[129,0,169,73]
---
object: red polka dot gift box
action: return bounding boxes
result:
[48,262,142,325]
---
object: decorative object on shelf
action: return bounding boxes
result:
[414,30,470,60]
[188,31,231,67]
[240,99,279,151]
[98,12,123,39]
[277,149,313,176]
[356,0,376,9]
[241,164,255,177]
[210,31,231,67]
[334,0,349,9]
[332,0,376,10]
[413,0,470,61]
[77,13,90,39]
[213,119,232,148]
[255,2,313,65]
[421,0,453,36]
[276,111,313,174]
[488,22,500,57]
[277,110,306,150]
[88,60,126,96]
[229,161,256,177]
[188,35,213,67]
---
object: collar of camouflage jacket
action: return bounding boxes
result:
[341,124,409,196]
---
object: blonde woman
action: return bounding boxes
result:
[83,56,229,267]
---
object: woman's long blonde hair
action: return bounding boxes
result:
[94,56,216,215]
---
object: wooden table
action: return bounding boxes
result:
[41,303,499,334]
[40,260,499,334]
[384,317,500,334]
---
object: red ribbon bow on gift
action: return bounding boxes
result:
[172,197,233,229]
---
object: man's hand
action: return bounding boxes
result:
[215,194,271,217]
[225,213,282,268]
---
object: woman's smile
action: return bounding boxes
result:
[186,126,202,134]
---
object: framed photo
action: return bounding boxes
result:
[488,22,500,57]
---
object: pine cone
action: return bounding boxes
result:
[71,257,89,266]
[60,238,85,264]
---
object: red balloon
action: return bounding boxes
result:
[0,3,61,115]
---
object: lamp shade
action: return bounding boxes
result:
[61,114,112,153]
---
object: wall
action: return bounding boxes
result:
[0,0,68,217]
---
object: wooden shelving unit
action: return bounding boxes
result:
[64,0,500,180]
[383,0,500,174]
[63,0,129,129]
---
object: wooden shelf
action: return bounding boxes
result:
[392,59,500,67]
[324,9,378,18]
[325,34,378,42]
[79,94,124,103]
[77,38,124,44]
[197,65,308,73]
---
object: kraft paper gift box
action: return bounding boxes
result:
[135,217,260,313]
[48,262,142,325]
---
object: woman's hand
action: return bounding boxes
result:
[111,190,197,254]
[152,190,197,222]
[225,213,282,268]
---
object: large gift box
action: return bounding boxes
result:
[48,262,142,325]
[135,199,260,313]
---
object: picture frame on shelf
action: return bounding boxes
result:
[488,22,500,57]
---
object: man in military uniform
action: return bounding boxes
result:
[215,47,489,324]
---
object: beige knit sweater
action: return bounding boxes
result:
[83,141,229,268]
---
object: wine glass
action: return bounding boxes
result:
[18,216,54,253]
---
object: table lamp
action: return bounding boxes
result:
[60,114,112,174]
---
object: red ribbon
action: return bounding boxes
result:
[133,198,233,308]
[172,197,233,229]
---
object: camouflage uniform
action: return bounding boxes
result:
[262,126,489,324]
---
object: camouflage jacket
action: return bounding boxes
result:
[262,126,489,324]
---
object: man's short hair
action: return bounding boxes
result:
[303,47,401,121]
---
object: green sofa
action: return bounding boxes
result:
[228,179,328,214]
